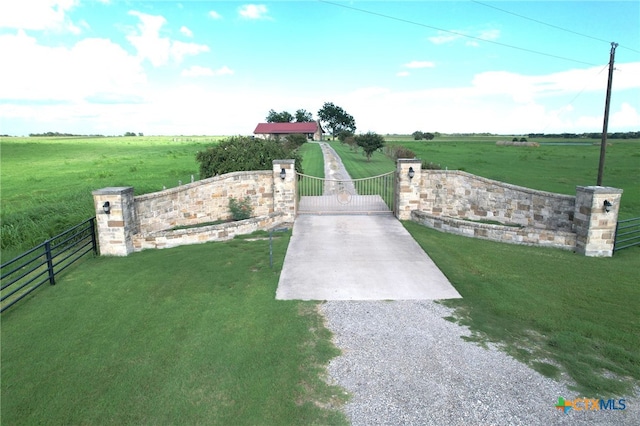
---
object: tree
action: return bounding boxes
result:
[355,132,385,162]
[337,130,354,143]
[423,132,435,140]
[412,131,424,140]
[294,109,314,123]
[317,102,356,139]
[266,109,293,123]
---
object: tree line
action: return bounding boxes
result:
[528,132,639,139]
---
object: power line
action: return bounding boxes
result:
[318,0,599,66]
[471,0,640,54]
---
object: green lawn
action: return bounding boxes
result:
[297,143,324,178]
[404,222,640,397]
[327,142,395,178]
[1,234,348,425]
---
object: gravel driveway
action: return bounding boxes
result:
[321,300,638,426]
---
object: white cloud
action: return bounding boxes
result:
[611,102,640,128]
[404,60,435,69]
[0,0,81,34]
[209,10,222,19]
[181,65,234,77]
[127,11,209,67]
[182,66,214,77]
[170,40,209,63]
[214,66,234,76]
[336,63,640,135]
[396,71,410,77]
[478,29,500,41]
[180,26,193,37]
[0,30,146,103]
[239,4,269,20]
[428,32,460,45]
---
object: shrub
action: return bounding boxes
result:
[383,145,416,161]
[228,196,253,221]
[284,134,307,151]
[337,130,354,143]
[196,136,302,178]
[520,137,528,142]
[422,160,442,170]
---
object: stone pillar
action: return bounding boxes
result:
[573,186,623,257]
[92,187,137,256]
[396,159,423,220]
[273,160,296,221]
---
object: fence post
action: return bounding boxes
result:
[92,187,137,256]
[44,240,56,285]
[396,159,422,220]
[89,217,98,256]
[573,186,623,257]
[272,160,297,221]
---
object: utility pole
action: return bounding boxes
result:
[597,42,618,186]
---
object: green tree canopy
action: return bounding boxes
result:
[294,109,314,122]
[196,136,302,178]
[355,132,385,162]
[266,109,294,123]
[317,102,356,139]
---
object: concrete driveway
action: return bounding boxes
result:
[276,215,461,301]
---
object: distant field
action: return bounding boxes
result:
[0,136,214,256]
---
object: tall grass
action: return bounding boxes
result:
[1,137,212,256]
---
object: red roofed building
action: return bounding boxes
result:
[253,120,324,141]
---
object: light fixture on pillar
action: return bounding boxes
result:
[280,168,286,180]
[408,166,415,179]
[103,201,111,215]
[603,199,612,213]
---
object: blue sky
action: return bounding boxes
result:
[1,1,638,136]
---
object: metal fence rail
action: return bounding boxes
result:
[614,217,640,252]
[1,218,97,313]
[298,171,395,214]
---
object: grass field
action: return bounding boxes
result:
[1,233,348,425]
[0,136,211,257]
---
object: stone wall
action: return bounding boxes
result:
[411,211,577,250]
[134,212,284,251]
[418,170,576,230]
[93,160,296,256]
[395,162,623,257]
[135,171,273,233]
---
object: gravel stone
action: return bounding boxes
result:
[321,300,638,425]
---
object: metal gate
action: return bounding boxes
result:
[297,171,395,215]
[614,216,640,253]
